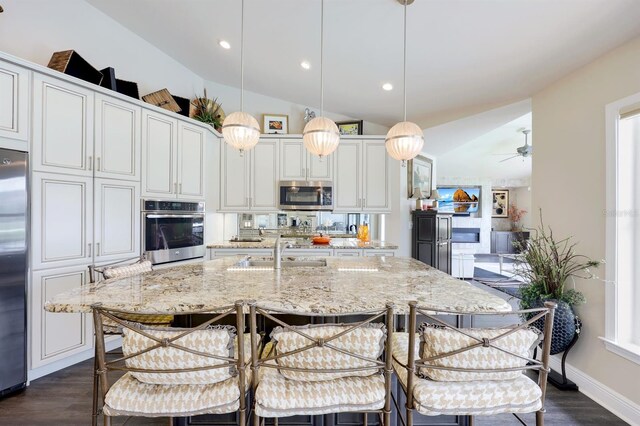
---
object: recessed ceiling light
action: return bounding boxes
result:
[382,83,393,91]
[219,40,231,50]
[300,61,311,70]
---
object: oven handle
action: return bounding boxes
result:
[144,214,205,219]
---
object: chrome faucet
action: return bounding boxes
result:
[274,236,293,269]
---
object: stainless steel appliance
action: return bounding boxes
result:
[142,200,205,265]
[279,181,333,211]
[0,149,28,397]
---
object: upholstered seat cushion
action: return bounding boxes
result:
[418,323,540,381]
[392,333,542,416]
[254,363,386,417]
[122,325,236,385]
[270,323,386,382]
[103,372,241,417]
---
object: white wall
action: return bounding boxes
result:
[532,34,640,410]
[0,0,387,135]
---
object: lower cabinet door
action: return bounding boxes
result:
[415,242,435,267]
[31,265,93,369]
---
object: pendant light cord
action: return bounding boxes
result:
[320,0,324,116]
[403,0,407,122]
[240,0,245,112]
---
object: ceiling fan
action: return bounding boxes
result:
[499,129,532,162]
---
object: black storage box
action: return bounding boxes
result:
[47,50,103,85]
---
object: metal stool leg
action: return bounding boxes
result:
[92,344,99,426]
[363,412,368,426]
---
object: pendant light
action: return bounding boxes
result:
[385,0,424,167]
[303,0,340,158]
[222,0,260,155]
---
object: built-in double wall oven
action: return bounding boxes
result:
[142,200,205,265]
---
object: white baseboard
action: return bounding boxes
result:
[28,338,121,382]
[549,356,640,425]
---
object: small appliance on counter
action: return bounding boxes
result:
[142,200,205,265]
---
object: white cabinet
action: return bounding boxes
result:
[334,250,362,257]
[94,179,141,262]
[363,250,396,257]
[141,110,205,200]
[220,138,279,211]
[220,141,250,211]
[94,94,140,181]
[250,139,279,211]
[31,265,93,369]
[32,74,94,176]
[0,61,29,146]
[362,140,390,212]
[334,141,361,211]
[279,138,332,181]
[141,109,177,197]
[285,249,333,257]
[32,172,93,270]
[177,122,205,200]
[209,248,272,259]
[334,139,390,213]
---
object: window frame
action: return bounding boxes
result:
[603,92,640,365]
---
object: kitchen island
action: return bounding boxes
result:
[45,256,509,314]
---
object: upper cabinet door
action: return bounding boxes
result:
[94,94,140,181]
[177,122,205,200]
[0,62,29,146]
[334,140,361,212]
[94,178,140,263]
[32,74,93,176]
[141,110,177,197]
[362,140,390,212]
[307,151,333,181]
[220,141,250,211]
[251,138,279,211]
[279,139,306,181]
[32,172,93,270]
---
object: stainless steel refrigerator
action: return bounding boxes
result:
[0,148,28,397]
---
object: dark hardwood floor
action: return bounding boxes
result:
[0,355,628,425]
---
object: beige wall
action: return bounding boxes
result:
[532,36,640,405]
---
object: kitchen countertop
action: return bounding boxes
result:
[207,238,399,250]
[45,256,510,315]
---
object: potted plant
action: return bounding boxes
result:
[191,89,225,131]
[513,211,600,355]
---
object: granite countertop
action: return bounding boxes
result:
[207,238,399,250]
[45,256,510,315]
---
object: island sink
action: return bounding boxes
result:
[234,256,327,268]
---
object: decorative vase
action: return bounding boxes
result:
[527,299,578,355]
[511,221,521,232]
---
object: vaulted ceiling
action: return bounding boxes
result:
[86,0,640,128]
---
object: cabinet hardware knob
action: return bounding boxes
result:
[96,242,100,256]
[97,157,101,171]
[88,156,92,171]
[87,243,92,257]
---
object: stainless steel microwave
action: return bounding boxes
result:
[279,181,333,211]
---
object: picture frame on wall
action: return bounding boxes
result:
[407,155,433,199]
[492,189,509,217]
[262,114,289,134]
[336,120,364,135]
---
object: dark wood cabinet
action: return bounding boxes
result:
[490,231,530,254]
[412,211,452,274]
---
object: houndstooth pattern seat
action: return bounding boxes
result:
[394,302,556,426]
[392,333,542,416]
[249,304,395,425]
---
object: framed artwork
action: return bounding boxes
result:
[407,155,433,199]
[492,189,509,217]
[336,120,363,135]
[262,114,289,134]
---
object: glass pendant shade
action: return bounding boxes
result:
[385,121,424,164]
[222,111,260,153]
[302,116,340,157]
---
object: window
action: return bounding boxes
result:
[604,94,640,364]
